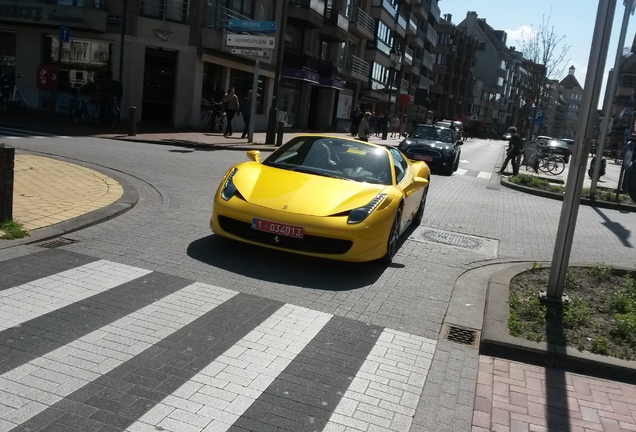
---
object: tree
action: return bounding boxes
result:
[516,11,570,139]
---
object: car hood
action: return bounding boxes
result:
[231,162,390,216]
[401,138,453,149]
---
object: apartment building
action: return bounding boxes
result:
[0,0,438,130]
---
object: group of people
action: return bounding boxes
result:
[220,87,253,139]
[350,106,407,142]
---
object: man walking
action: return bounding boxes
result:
[240,90,253,139]
[499,126,523,175]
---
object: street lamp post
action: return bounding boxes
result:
[386,46,401,116]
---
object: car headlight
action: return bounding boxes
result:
[442,146,454,156]
[220,168,238,201]
[347,194,386,224]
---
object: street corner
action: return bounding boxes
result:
[1,154,138,249]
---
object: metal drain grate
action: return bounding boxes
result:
[37,238,78,248]
[420,229,483,250]
[444,324,479,347]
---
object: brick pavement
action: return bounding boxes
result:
[1,120,636,431]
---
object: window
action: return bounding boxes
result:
[229,69,264,114]
[141,0,189,22]
[0,32,16,79]
[390,148,407,183]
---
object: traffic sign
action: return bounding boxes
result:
[231,48,270,58]
[227,20,275,33]
[226,34,275,48]
[59,26,71,43]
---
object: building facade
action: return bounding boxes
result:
[0,0,439,131]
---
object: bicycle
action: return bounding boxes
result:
[522,142,565,175]
[200,98,227,133]
[0,73,26,114]
[70,84,120,127]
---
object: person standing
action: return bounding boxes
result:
[390,115,400,138]
[350,105,361,137]
[240,89,253,139]
[222,87,240,137]
[500,126,523,175]
[381,112,390,140]
[357,112,371,142]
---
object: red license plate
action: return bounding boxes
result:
[252,218,304,239]
[413,155,433,162]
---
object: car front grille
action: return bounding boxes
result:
[406,147,442,158]
[218,216,353,255]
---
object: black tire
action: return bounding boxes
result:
[412,185,428,225]
[200,112,212,131]
[453,156,459,172]
[588,167,594,179]
[382,207,402,264]
[547,156,565,175]
[13,94,26,113]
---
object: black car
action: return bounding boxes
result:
[398,124,462,175]
[544,139,573,163]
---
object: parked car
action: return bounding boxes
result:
[211,135,430,263]
[543,139,573,163]
[398,124,462,175]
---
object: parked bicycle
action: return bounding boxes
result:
[200,98,227,133]
[0,72,26,114]
[522,141,566,175]
[70,84,120,127]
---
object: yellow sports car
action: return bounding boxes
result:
[210,135,430,263]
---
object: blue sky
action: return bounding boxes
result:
[438,1,636,103]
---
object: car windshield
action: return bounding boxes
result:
[263,137,393,185]
[409,126,454,143]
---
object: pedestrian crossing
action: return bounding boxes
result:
[0,249,437,432]
[0,126,71,139]
[453,168,493,179]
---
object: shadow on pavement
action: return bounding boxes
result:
[186,235,386,290]
[593,207,633,247]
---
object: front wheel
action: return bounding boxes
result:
[547,157,565,175]
[382,207,402,264]
[412,182,429,225]
[71,105,81,125]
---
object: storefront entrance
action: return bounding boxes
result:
[142,48,177,122]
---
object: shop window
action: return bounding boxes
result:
[46,36,112,90]
[141,0,189,23]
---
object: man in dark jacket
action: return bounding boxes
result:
[500,126,523,175]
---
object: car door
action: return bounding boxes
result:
[390,148,421,225]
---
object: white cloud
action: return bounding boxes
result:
[506,25,535,46]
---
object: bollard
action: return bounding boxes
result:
[0,144,15,222]
[128,106,137,136]
[276,121,284,147]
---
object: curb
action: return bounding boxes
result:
[0,161,139,250]
[480,262,636,385]
[500,177,636,212]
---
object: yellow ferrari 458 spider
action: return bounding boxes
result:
[210,135,430,263]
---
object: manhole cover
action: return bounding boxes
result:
[37,238,78,248]
[444,324,480,347]
[420,230,482,249]
[408,227,499,257]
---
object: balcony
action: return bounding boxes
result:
[344,54,371,82]
[401,46,413,66]
[404,13,418,36]
[425,22,438,46]
[370,0,397,25]
[399,78,410,94]
[288,0,325,29]
[421,50,434,71]
[349,6,375,39]
[404,57,420,75]
[426,0,440,23]
[283,48,320,71]
[321,6,348,42]
[418,75,430,89]
[408,28,425,49]
[396,13,407,38]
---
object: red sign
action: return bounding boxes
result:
[37,64,57,90]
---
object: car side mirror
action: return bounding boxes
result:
[247,150,261,163]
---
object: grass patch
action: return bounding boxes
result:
[508,266,636,360]
[0,220,29,240]
[507,174,634,205]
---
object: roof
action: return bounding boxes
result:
[560,74,583,90]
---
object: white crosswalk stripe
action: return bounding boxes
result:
[0,260,151,330]
[0,257,437,432]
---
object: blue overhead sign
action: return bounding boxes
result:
[59,26,70,43]
[227,20,276,33]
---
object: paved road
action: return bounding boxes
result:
[1,133,635,431]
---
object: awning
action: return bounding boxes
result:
[282,67,319,84]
